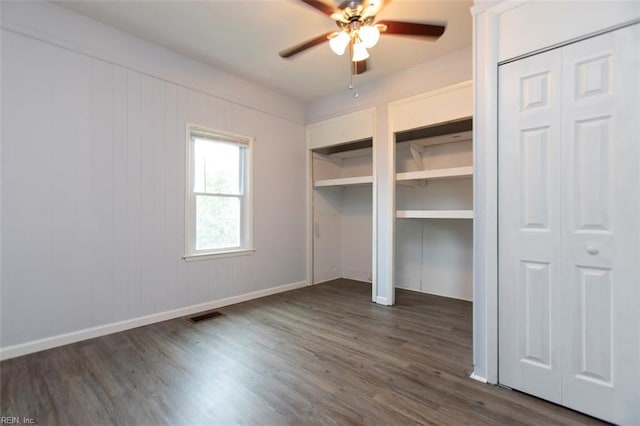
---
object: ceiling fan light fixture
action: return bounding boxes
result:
[352,41,370,62]
[329,31,350,55]
[359,25,380,48]
[281,0,448,93]
[331,11,348,23]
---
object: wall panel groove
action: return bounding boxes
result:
[1,17,306,354]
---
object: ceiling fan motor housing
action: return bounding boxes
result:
[338,0,365,11]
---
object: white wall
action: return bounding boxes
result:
[395,219,473,299]
[395,140,473,300]
[311,153,373,284]
[340,186,373,283]
[312,188,343,283]
[311,186,373,284]
[0,2,306,358]
[306,47,472,124]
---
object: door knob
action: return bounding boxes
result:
[586,245,599,255]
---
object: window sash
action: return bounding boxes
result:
[186,124,253,258]
[190,128,251,147]
[192,191,243,198]
[192,138,246,196]
[192,193,243,253]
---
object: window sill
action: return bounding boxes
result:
[183,248,255,262]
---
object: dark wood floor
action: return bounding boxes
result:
[1,279,602,425]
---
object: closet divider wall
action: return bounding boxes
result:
[307,108,376,291]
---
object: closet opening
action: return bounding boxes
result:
[394,117,474,301]
[311,137,374,290]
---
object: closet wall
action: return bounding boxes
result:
[312,170,373,284]
[395,136,473,300]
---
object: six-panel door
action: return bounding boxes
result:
[499,24,639,424]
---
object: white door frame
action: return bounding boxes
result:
[471,0,640,384]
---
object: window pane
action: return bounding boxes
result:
[195,195,240,250]
[193,138,242,194]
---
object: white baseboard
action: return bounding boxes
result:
[0,280,308,361]
[312,275,342,285]
[469,372,488,383]
[375,296,391,305]
[314,276,372,286]
[341,269,373,283]
[395,285,473,302]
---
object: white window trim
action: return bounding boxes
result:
[184,123,254,260]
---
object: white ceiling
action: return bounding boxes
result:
[54,0,473,102]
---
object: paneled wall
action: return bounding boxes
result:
[0,4,306,354]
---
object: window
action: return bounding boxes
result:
[185,124,253,259]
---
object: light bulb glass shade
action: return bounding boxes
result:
[352,41,370,62]
[329,31,350,55]
[359,25,380,48]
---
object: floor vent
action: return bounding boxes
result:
[189,310,224,323]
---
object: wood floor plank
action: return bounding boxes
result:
[1,279,603,425]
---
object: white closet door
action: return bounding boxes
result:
[500,24,639,425]
[560,24,639,424]
[498,49,564,403]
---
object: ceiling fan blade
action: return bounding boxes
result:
[377,20,446,39]
[279,32,333,58]
[300,0,337,17]
[351,60,367,75]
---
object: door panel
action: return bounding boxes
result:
[561,24,639,424]
[520,127,552,230]
[519,261,552,368]
[571,116,612,231]
[571,266,613,385]
[499,49,563,404]
[499,24,639,424]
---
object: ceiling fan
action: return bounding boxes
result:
[279,0,446,75]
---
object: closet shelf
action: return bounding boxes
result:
[313,175,373,188]
[396,166,473,182]
[396,210,473,219]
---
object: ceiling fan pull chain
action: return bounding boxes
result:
[349,65,353,89]
[348,58,359,98]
